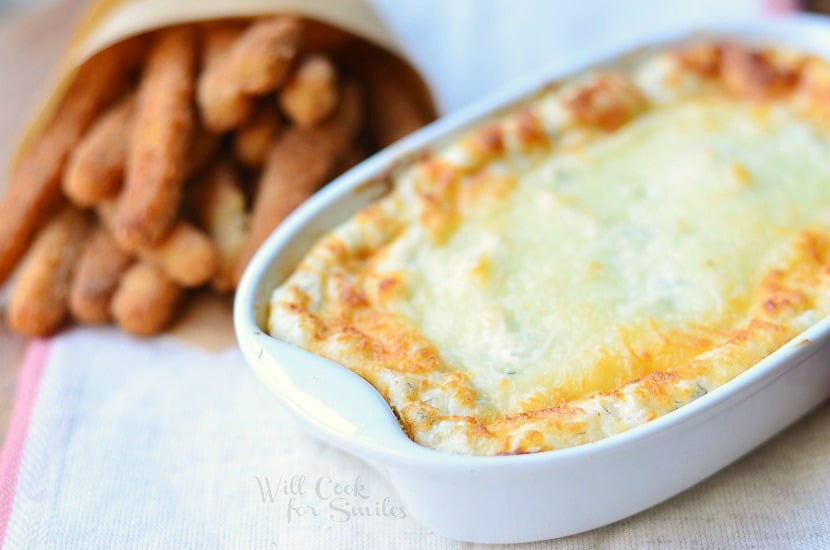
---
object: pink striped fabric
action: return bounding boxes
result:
[0,341,51,547]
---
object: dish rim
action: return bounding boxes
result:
[234,12,830,469]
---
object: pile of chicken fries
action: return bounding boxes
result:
[0,16,434,337]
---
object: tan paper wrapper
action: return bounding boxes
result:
[9,0,436,352]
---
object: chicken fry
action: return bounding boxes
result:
[197,23,253,132]
[235,82,363,282]
[114,26,197,250]
[342,42,435,147]
[185,124,220,177]
[233,106,283,167]
[111,261,183,336]
[194,160,249,292]
[69,227,133,324]
[6,207,91,336]
[0,40,141,284]
[136,222,218,287]
[63,93,136,207]
[305,19,353,53]
[95,198,118,229]
[334,144,365,174]
[198,16,303,131]
[229,16,304,94]
[279,55,340,127]
[99,199,217,287]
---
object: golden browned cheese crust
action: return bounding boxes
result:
[269,43,830,455]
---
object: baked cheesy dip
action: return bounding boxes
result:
[269,42,830,455]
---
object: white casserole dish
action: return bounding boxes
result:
[234,15,830,543]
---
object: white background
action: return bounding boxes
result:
[370,0,760,111]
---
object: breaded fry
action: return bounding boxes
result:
[328,82,365,143]
[69,227,133,323]
[63,93,136,207]
[185,124,220,177]
[194,160,249,292]
[99,195,216,287]
[233,106,282,167]
[114,26,197,250]
[197,23,253,132]
[95,198,118,229]
[111,261,183,336]
[342,42,435,147]
[0,40,141,284]
[235,83,363,282]
[305,19,353,53]
[6,207,91,336]
[230,16,304,94]
[334,144,365,174]
[137,222,218,287]
[279,55,340,127]
[198,16,303,131]
[198,19,247,38]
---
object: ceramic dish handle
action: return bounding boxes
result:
[240,330,423,457]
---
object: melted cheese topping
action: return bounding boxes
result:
[374,99,830,415]
[268,44,830,455]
